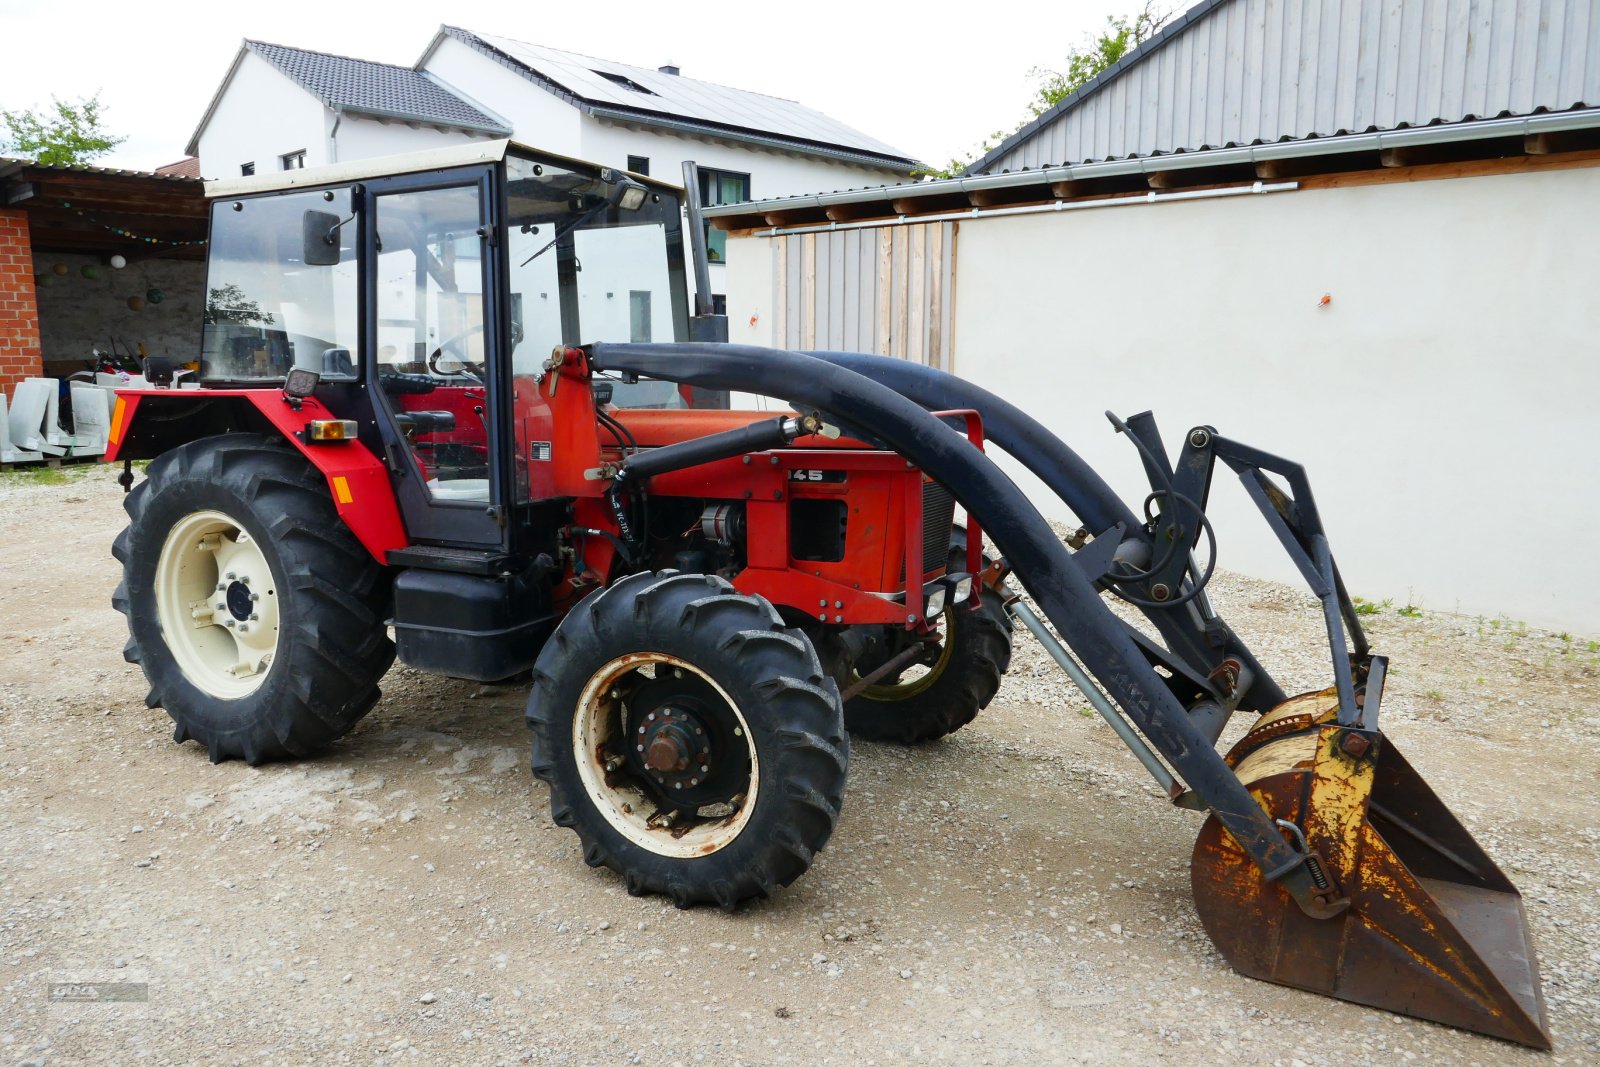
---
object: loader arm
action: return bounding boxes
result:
[591,341,1321,905]
[587,340,1551,1051]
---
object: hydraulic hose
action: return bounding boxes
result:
[590,341,1317,910]
[808,350,1139,535]
[807,349,1283,712]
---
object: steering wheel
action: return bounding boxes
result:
[427,324,486,382]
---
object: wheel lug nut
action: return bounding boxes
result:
[216,603,226,611]
[700,765,709,773]
[216,583,227,592]
[689,778,699,786]
[240,576,250,585]
[239,624,249,633]
[225,619,236,628]
[249,614,259,622]
[225,572,236,580]
[249,593,260,602]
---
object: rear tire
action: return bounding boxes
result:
[112,434,394,764]
[528,571,848,910]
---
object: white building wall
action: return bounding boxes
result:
[420,38,583,152]
[577,118,904,198]
[197,53,330,179]
[579,118,906,305]
[330,116,490,163]
[726,164,1600,632]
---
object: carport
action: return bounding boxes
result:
[1,158,208,398]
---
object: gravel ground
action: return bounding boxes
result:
[1,464,1596,1066]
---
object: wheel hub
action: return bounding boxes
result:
[224,579,254,621]
[637,705,712,791]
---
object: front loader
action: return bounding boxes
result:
[102,141,1549,1048]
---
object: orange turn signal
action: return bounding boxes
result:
[305,419,358,442]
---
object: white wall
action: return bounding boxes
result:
[197,53,330,179]
[580,118,905,306]
[727,165,1600,633]
[422,39,907,308]
[332,116,488,163]
[420,37,582,152]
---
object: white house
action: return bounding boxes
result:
[710,0,1600,633]
[186,30,916,310]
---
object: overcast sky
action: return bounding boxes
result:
[0,0,1154,172]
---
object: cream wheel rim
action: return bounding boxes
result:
[154,510,281,699]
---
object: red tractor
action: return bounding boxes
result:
[105,142,1008,908]
[105,141,1550,1047]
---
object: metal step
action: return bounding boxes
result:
[386,544,512,576]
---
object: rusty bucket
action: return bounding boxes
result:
[1190,691,1551,1049]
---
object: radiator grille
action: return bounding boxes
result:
[921,481,956,574]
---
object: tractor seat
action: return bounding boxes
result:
[394,410,456,437]
[427,478,490,502]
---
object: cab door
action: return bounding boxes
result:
[364,169,504,547]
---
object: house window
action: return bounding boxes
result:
[627,155,649,176]
[629,290,652,343]
[711,294,727,316]
[240,162,255,176]
[281,150,306,170]
[697,169,750,263]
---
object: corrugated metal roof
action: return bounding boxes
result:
[247,40,511,134]
[971,0,1600,173]
[703,105,1600,228]
[437,27,914,169]
[0,156,202,183]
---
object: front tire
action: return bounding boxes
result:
[528,572,848,910]
[112,435,395,764]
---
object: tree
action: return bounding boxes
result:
[1,93,126,166]
[1028,4,1170,116]
[917,3,1170,179]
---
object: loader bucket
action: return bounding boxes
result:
[1191,690,1551,1049]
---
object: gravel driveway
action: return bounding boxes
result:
[1,465,1595,1066]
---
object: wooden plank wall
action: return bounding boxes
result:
[770,222,958,369]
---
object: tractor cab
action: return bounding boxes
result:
[196,141,699,548]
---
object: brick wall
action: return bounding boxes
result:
[0,209,43,400]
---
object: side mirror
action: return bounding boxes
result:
[301,210,342,266]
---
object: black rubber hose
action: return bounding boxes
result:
[807,350,1139,534]
[619,415,794,481]
[590,341,1312,899]
[806,349,1283,712]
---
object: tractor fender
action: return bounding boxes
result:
[106,388,406,563]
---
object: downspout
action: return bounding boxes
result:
[327,106,343,165]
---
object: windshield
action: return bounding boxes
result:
[505,155,689,408]
[200,187,359,383]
